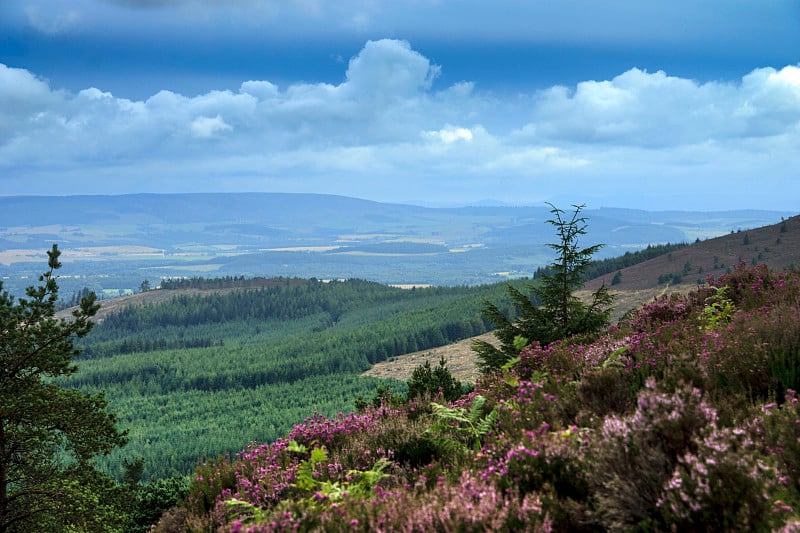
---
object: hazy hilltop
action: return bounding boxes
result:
[0,193,789,253]
[0,193,793,294]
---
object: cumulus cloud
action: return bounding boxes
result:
[1,40,800,209]
[190,115,233,138]
[527,66,800,147]
[341,39,440,102]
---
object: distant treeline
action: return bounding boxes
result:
[100,278,467,331]
[533,242,690,281]
[81,336,223,358]
[158,275,309,291]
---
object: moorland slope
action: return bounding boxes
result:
[367,214,800,381]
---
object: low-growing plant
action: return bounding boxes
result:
[427,394,498,453]
[700,285,735,330]
[658,424,789,531]
[187,455,237,515]
[576,365,637,419]
[591,379,717,530]
[761,389,800,497]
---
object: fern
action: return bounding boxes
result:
[700,286,735,331]
[428,395,498,451]
[602,346,628,369]
[293,444,328,491]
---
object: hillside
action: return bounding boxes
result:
[585,214,800,292]
[62,278,525,480]
[57,277,310,323]
[162,261,800,531]
[365,214,800,382]
[70,213,800,384]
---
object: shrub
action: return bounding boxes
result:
[658,424,788,531]
[406,356,463,403]
[127,476,190,533]
[187,455,237,515]
[591,380,717,530]
[761,389,800,497]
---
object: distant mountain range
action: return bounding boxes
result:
[0,193,795,292]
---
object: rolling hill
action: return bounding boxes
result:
[368,214,800,381]
[585,213,800,292]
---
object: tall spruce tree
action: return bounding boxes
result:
[473,204,614,372]
[0,245,127,532]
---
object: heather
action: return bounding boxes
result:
[163,263,800,531]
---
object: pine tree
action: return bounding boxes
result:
[0,245,127,532]
[473,204,614,372]
[406,356,463,402]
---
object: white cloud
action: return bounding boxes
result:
[1,40,800,210]
[190,115,233,138]
[0,64,65,140]
[341,39,440,102]
[240,81,279,101]
[526,66,800,147]
[425,126,474,144]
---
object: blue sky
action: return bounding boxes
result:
[1,1,800,211]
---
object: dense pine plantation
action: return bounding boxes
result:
[161,263,800,532]
[64,278,514,479]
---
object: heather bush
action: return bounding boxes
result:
[658,424,789,531]
[576,365,637,419]
[625,292,696,333]
[327,406,435,474]
[226,439,299,509]
[514,340,581,385]
[288,410,384,450]
[187,455,238,515]
[590,379,717,530]
[695,302,800,413]
[761,389,800,497]
[480,421,593,530]
[483,377,566,445]
[303,471,552,532]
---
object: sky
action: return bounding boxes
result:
[1,1,800,211]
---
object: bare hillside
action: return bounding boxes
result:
[585,214,800,293]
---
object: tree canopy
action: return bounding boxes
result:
[0,245,127,532]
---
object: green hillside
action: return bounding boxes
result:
[63,277,517,479]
